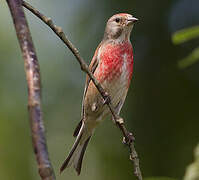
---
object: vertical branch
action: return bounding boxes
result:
[6,0,55,179]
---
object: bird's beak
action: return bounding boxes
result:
[127,17,138,25]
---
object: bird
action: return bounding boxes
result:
[60,13,138,175]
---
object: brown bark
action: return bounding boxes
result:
[6,0,55,179]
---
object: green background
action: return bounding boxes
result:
[0,0,199,179]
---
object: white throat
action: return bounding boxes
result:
[116,26,132,43]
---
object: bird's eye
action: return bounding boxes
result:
[115,18,120,23]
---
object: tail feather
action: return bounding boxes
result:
[60,122,91,175]
[73,120,82,137]
[60,133,83,172]
[75,136,91,175]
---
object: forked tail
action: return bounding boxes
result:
[60,122,91,175]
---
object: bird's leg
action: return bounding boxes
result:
[111,100,123,124]
[123,132,135,145]
[102,91,111,105]
[111,116,116,124]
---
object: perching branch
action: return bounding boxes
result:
[6,0,55,179]
[22,1,143,179]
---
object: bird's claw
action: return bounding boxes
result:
[102,92,111,105]
[123,132,135,145]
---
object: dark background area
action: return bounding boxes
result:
[0,0,199,179]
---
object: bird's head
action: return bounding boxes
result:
[104,13,138,42]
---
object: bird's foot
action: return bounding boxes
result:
[102,92,111,105]
[123,132,135,145]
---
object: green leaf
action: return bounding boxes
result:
[178,47,199,69]
[184,144,199,180]
[144,177,177,180]
[172,25,199,44]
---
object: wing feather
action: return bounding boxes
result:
[73,42,102,137]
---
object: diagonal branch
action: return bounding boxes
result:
[6,0,55,179]
[22,1,143,179]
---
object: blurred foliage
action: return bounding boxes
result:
[172,26,199,69]
[145,177,177,180]
[172,26,199,44]
[1,0,199,180]
[184,144,199,180]
[178,47,199,69]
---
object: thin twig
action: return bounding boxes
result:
[6,0,55,179]
[22,1,143,179]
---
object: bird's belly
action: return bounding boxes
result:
[102,69,129,107]
[84,43,133,122]
[85,59,130,120]
[84,70,128,122]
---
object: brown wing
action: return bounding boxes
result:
[73,43,102,137]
